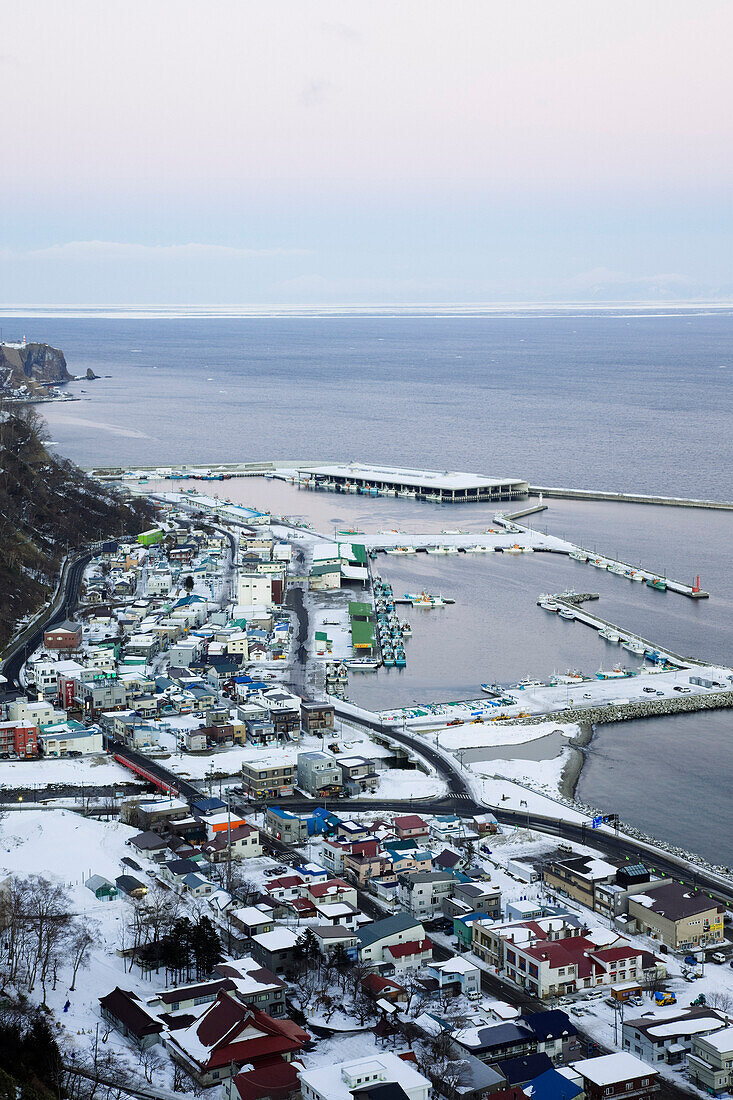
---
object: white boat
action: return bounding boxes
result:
[441,528,467,534]
[621,639,645,654]
[629,571,644,582]
[569,550,588,562]
[540,601,560,612]
[515,678,545,688]
[426,546,445,555]
[558,608,575,620]
[608,564,627,575]
[345,657,380,671]
[443,546,459,555]
[599,628,620,642]
[385,546,416,555]
[589,558,607,569]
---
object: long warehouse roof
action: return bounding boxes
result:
[302,463,527,491]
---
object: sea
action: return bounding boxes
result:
[3,304,732,863]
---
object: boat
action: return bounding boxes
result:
[344,658,376,673]
[441,528,467,534]
[646,578,667,591]
[589,558,607,569]
[558,608,575,620]
[598,628,620,642]
[425,546,445,555]
[540,601,560,612]
[629,571,644,582]
[621,639,646,655]
[608,563,627,575]
[504,544,533,554]
[515,678,545,688]
[596,665,633,679]
[569,550,588,562]
[401,622,412,636]
[385,546,416,555]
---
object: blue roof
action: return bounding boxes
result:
[496,1054,554,1088]
[521,1010,577,1041]
[523,1068,583,1100]
[267,806,299,820]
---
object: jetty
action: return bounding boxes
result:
[529,484,733,512]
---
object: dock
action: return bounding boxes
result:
[549,594,699,667]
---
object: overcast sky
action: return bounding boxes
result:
[2,0,732,304]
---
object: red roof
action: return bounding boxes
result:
[265,875,304,891]
[592,946,642,963]
[170,991,309,1072]
[308,878,352,898]
[393,815,428,830]
[386,938,432,959]
[232,1060,302,1100]
[362,974,407,995]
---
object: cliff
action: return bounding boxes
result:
[0,341,72,398]
[0,410,156,651]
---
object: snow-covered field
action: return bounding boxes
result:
[0,754,139,790]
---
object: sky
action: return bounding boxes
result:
[2,0,732,305]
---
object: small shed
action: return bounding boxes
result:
[85,874,118,902]
[115,874,148,900]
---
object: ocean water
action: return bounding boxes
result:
[6,305,732,498]
[4,306,732,861]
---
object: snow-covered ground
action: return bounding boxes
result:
[0,754,139,790]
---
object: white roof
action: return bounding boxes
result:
[298,1052,429,1100]
[574,1053,658,1086]
[304,462,527,492]
[699,1025,733,1053]
[251,927,301,952]
[647,1017,726,1039]
[433,956,480,976]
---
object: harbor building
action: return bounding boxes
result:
[298,463,529,503]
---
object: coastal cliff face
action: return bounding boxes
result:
[0,342,72,398]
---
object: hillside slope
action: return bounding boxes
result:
[0,411,155,651]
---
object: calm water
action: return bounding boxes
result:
[6,306,732,498]
[4,307,732,861]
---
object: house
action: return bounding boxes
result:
[129,830,170,859]
[337,755,380,794]
[214,958,289,1016]
[39,723,104,757]
[361,974,408,1006]
[262,811,307,850]
[524,1068,582,1100]
[297,751,343,795]
[44,619,82,652]
[85,875,118,902]
[298,1052,431,1100]
[626,880,725,949]
[229,906,275,941]
[453,1021,537,1064]
[473,813,499,835]
[398,871,455,919]
[250,927,303,976]
[183,873,216,898]
[165,990,309,1087]
[687,1024,733,1095]
[0,722,38,757]
[393,814,429,839]
[309,562,342,590]
[300,699,335,735]
[572,1054,659,1100]
[428,956,482,999]
[243,763,295,799]
[99,988,163,1048]
[622,1008,728,1066]
[521,1011,578,1062]
[356,913,427,968]
[115,874,148,899]
[444,882,502,922]
[203,825,263,863]
[311,925,359,958]
[306,878,358,909]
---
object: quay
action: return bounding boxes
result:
[529,484,733,511]
[550,594,699,667]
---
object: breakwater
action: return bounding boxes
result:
[529,485,733,511]
[504,687,733,726]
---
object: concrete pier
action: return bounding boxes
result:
[529,485,733,511]
[551,594,699,667]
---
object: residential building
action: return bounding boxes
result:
[626,880,725,949]
[165,990,309,1087]
[300,699,335,735]
[297,751,343,795]
[264,806,308,843]
[427,956,482,999]
[356,912,431,972]
[299,1053,431,1100]
[311,925,359,958]
[444,882,502,921]
[202,825,263,863]
[573,1054,659,1100]
[393,814,429,839]
[543,855,619,911]
[687,1024,733,1095]
[399,871,455,919]
[99,988,163,1049]
[237,573,273,607]
[39,722,104,757]
[337,755,380,794]
[622,1008,727,1066]
[242,761,295,799]
[250,927,303,976]
[453,1021,537,1064]
[214,958,288,1016]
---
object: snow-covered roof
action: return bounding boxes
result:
[251,928,301,953]
[573,1053,657,1086]
[697,1026,733,1053]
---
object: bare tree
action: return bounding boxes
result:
[67,919,97,991]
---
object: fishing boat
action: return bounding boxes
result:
[540,601,560,612]
[385,546,416,555]
[569,550,588,562]
[596,665,633,679]
[558,608,575,620]
[589,558,607,569]
[608,563,627,575]
[629,571,644,582]
[425,546,445,555]
[621,639,646,655]
[401,622,412,636]
[646,577,667,591]
[344,659,376,676]
[598,627,620,642]
[441,528,467,535]
[515,678,545,688]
